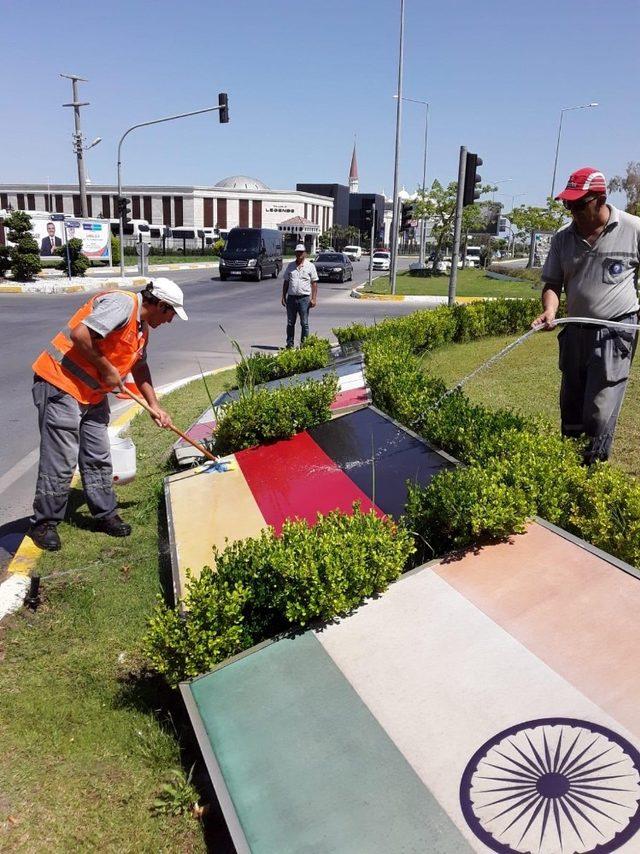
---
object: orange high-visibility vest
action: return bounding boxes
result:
[32,291,148,405]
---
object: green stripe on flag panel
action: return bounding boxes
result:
[186,632,471,854]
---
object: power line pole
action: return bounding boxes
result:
[61,73,90,218]
[448,146,466,307]
[389,0,405,295]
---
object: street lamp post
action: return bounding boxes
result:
[394,95,429,266]
[490,177,512,202]
[117,104,226,278]
[550,102,598,199]
[389,0,405,295]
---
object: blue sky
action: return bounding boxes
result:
[2,0,638,209]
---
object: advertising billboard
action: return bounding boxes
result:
[1,215,111,262]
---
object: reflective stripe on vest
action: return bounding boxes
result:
[44,343,102,390]
[33,291,146,404]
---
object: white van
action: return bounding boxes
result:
[109,219,151,241]
[343,245,362,261]
[465,245,482,268]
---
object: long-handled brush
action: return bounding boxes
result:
[119,386,220,464]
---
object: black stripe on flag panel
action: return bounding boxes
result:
[308,407,453,518]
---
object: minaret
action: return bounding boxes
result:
[348,142,359,194]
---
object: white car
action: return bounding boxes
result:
[343,245,362,261]
[371,250,391,271]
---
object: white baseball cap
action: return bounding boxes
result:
[295,243,306,252]
[149,278,188,320]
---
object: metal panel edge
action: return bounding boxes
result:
[534,516,640,582]
[180,684,251,854]
[163,475,182,607]
[367,403,461,465]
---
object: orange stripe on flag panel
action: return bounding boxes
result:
[434,520,640,740]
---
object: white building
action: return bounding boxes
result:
[0,176,334,236]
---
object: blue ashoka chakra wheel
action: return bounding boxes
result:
[460,718,640,854]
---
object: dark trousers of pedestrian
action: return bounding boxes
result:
[32,377,117,525]
[558,314,638,464]
[286,294,310,348]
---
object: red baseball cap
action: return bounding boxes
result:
[556,167,607,201]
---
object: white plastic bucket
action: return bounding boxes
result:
[110,435,137,485]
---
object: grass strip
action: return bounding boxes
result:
[365,268,541,298]
[0,370,234,852]
[421,332,640,479]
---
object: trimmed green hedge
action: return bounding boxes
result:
[236,334,331,388]
[213,374,338,455]
[144,508,414,685]
[333,297,565,350]
[333,303,640,569]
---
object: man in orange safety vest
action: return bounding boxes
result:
[29,278,187,551]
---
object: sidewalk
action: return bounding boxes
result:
[0,260,220,294]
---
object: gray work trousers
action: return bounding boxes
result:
[558,314,638,464]
[32,377,117,525]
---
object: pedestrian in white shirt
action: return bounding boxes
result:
[281,243,318,348]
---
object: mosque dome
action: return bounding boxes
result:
[214,175,270,191]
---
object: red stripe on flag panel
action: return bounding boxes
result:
[330,388,370,411]
[235,432,383,534]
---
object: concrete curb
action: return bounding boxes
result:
[0,276,150,295]
[350,283,487,304]
[0,364,235,622]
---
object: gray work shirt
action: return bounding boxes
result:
[283,259,318,296]
[542,205,640,318]
[83,291,147,362]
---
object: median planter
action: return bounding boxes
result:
[331,301,640,569]
[144,507,414,685]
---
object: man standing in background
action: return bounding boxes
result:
[281,243,318,348]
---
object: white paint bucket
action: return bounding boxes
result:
[110,435,137,485]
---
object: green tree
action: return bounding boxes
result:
[56,238,90,277]
[608,162,640,215]
[0,246,11,278]
[508,199,566,235]
[4,211,42,281]
[110,235,121,266]
[319,224,360,251]
[413,180,495,269]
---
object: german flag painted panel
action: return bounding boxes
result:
[166,407,451,598]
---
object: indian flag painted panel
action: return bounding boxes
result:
[182,521,640,853]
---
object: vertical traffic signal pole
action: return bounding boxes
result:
[448,146,466,307]
[116,97,229,279]
[368,205,376,291]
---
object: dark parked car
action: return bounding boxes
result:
[314,252,353,283]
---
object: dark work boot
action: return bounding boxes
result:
[95,513,132,538]
[29,521,62,551]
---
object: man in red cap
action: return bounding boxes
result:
[534,167,640,464]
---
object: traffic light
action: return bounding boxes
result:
[463,153,483,207]
[363,204,376,230]
[400,202,414,231]
[218,92,229,123]
[117,196,131,223]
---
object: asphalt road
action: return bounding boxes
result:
[0,257,418,534]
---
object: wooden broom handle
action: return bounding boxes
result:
[119,386,218,463]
